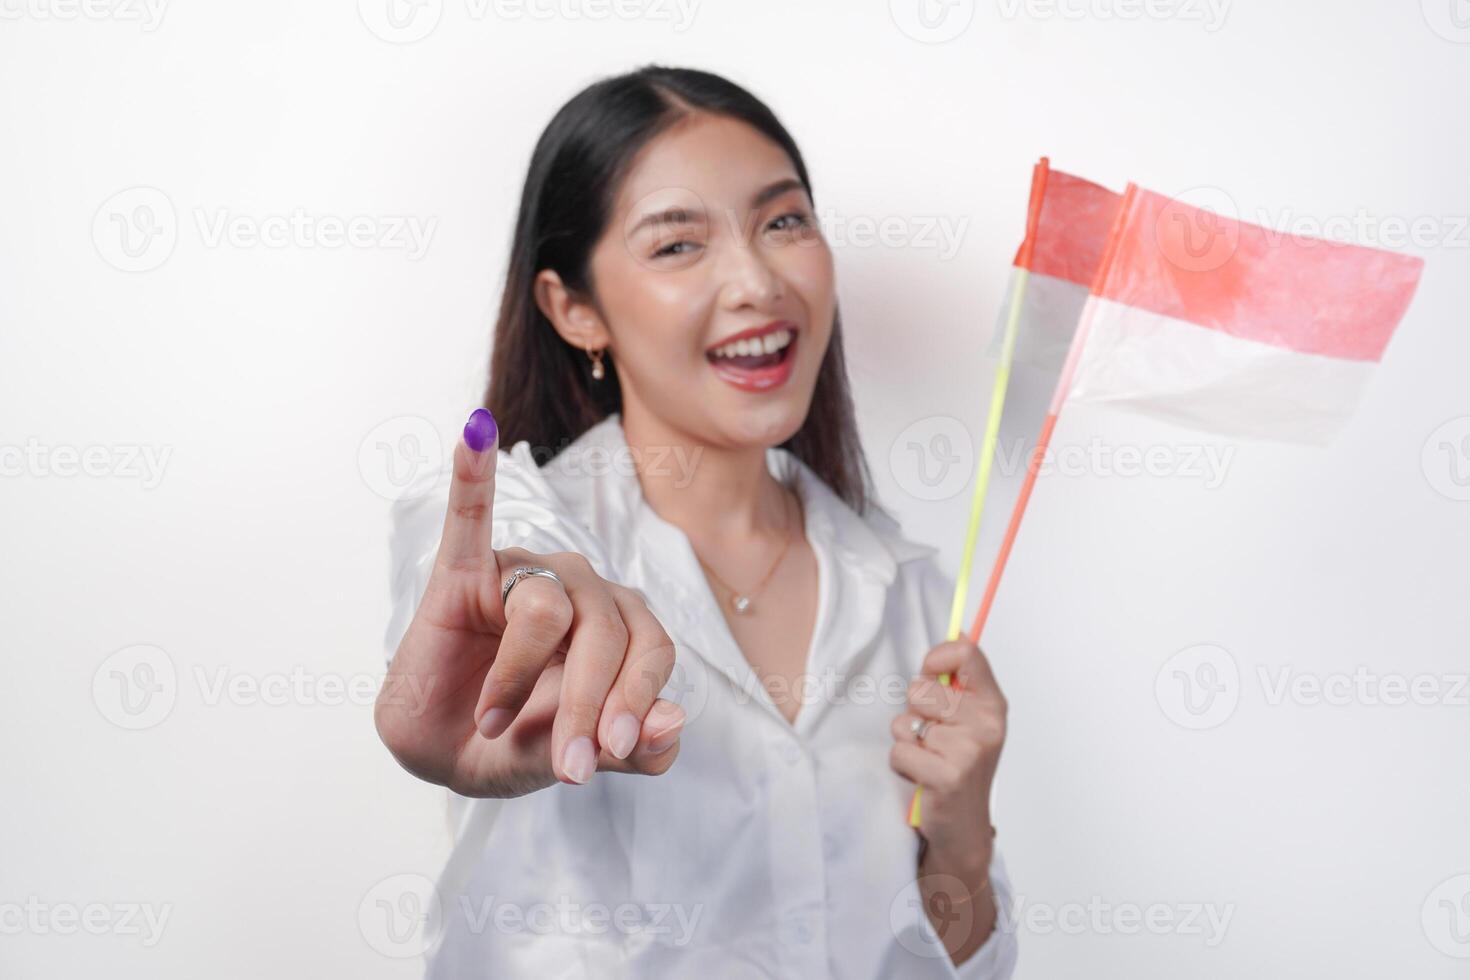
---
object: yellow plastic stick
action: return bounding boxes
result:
[909,266,1030,829]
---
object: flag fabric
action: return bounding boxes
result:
[969,176,1425,641]
[988,168,1123,373]
[1063,186,1426,444]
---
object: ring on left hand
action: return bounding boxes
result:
[909,717,934,743]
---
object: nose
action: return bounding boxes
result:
[715,232,785,312]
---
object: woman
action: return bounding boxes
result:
[376,65,1018,978]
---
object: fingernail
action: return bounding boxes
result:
[646,700,684,729]
[607,713,640,760]
[478,707,513,740]
[646,709,686,755]
[464,408,498,453]
[562,735,596,784]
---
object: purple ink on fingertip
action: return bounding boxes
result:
[464,407,497,453]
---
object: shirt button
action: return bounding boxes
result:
[779,740,803,765]
[781,915,814,946]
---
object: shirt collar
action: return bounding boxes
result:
[543,413,937,730]
[551,412,935,586]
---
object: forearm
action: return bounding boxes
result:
[917,836,997,969]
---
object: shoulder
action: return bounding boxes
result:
[850,498,956,644]
[859,498,942,568]
[784,447,940,571]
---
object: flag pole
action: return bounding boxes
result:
[909,159,1049,830]
[964,183,1138,646]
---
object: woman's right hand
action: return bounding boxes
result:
[374,408,685,798]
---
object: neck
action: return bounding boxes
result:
[619,404,792,542]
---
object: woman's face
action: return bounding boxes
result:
[581,112,836,450]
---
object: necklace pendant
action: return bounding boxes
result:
[731,595,752,614]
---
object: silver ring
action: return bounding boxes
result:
[501,565,564,606]
[909,717,934,743]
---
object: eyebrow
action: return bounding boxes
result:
[627,178,808,236]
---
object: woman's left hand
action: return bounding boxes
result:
[890,639,1007,876]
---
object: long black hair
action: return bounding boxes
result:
[485,64,874,514]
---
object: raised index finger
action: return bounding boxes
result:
[436,407,501,574]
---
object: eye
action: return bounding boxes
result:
[768,211,812,232]
[652,239,700,259]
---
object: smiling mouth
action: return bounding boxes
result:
[704,325,797,371]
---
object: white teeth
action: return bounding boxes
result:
[711,328,793,359]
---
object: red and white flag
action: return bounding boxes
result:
[988,166,1122,372]
[1062,186,1426,444]
[970,175,1427,637]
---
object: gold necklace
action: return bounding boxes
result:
[693,486,801,615]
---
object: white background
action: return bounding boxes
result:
[2,0,1467,976]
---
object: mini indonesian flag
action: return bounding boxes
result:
[1063,186,1426,444]
[988,166,1123,372]
[967,174,1428,646]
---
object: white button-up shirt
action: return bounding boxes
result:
[385,412,1019,979]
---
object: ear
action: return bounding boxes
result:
[534,269,612,351]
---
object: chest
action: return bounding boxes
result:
[710,537,820,726]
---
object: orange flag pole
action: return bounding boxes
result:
[908,159,1049,830]
[966,183,1136,645]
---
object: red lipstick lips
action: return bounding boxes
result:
[705,320,799,393]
